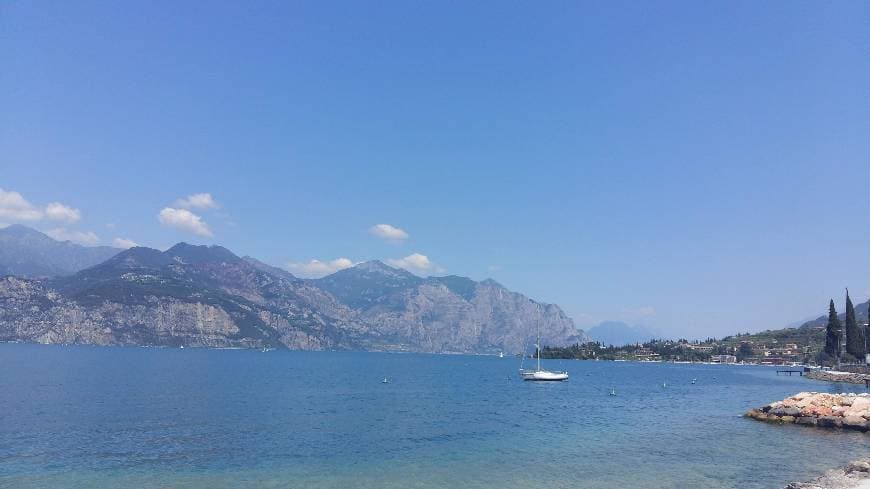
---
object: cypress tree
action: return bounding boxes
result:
[824,299,841,361]
[844,289,865,359]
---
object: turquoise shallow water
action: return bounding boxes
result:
[1,344,868,489]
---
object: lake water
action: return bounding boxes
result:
[1,344,868,489]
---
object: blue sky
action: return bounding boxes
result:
[2,1,869,338]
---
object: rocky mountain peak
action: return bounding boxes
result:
[242,256,298,281]
[479,278,504,288]
[0,224,121,277]
[102,246,171,270]
[1,224,52,240]
[313,260,422,310]
[164,243,240,265]
[351,260,405,274]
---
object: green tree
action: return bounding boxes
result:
[824,299,842,362]
[844,289,865,359]
[737,342,754,360]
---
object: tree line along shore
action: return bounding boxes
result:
[543,291,870,367]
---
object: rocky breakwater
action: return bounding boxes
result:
[806,369,870,385]
[746,392,870,431]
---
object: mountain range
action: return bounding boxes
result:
[0,224,120,277]
[0,225,588,353]
[586,321,660,346]
[796,300,869,330]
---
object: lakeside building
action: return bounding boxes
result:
[683,344,715,353]
[711,355,737,364]
[634,347,660,361]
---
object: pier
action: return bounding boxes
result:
[776,369,804,376]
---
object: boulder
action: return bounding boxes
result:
[846,459,870,473]
[852,398,870,409]
[795,416,817,426]
[770,407,802,417]
[843,406,870,418]
[842,416,868,431]
[817,416,843,428]
[803,405,833,417]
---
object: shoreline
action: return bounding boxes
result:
[747,392,870,487]
[806,369,870,385]
[784,458,870,489]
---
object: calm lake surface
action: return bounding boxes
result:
[1,344,868,489]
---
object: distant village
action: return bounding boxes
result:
[546,293,870,367]
[542,338,812,365]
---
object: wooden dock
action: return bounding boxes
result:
[776,370,804,376]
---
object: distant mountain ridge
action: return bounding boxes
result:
[586,321,660,346]
[0,226,588,353]
[797,301,869,330]
[0,224,120,277]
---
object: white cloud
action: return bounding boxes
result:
[158,207,213,237]
[0,189,85,224]
[487,265,502,272]
[387,253,434,275]
[369,223,409,243]
[44,202,81,223]
[45,228,100,245]
[112,237,139,249]
[0,188,43,221]
[286,258,355,278]
[175,193,219,210]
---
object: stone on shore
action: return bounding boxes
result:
[783,457,870,489]
[747,392,870,432]
[805,369,870,385]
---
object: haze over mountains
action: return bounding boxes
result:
[586,321,660,346]
[0,225,588,353]
[0,224,120,277]
[796,302,869,330]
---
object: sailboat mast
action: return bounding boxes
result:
[536,327,541,371]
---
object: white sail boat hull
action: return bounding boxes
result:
[519,328,568,381]
[519,369,569,381]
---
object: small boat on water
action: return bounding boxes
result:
[519,330,568,381]
[498,351,505,358]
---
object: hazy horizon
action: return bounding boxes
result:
[2,1,869,339]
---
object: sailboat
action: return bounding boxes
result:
[519,330,568,381]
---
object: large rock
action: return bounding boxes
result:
[748,392,870,433]
[843,416,869,431]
